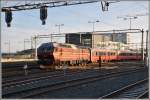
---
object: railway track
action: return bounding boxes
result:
[3,68,46,78]
[3,61,144,79]
[2,61,143,75]
[2,67,147,98]
[3,69,75,84]
[3,66,144,87]
[2,69,86,87]
[101,78,148,99]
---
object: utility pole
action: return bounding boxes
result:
[148,0,150,68]
[8,40,10,58]
[55,24,64,34]
[5,40,10,59]
[31,37,33,49]
[33,35,38,60]
[141,29,144,62]
[88,20,100,48]
[51,34,53,42]
[24,39,31,50]
[146,30,149,67]
[24,39,31,58]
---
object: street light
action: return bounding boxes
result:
[121,16,138,29]
[88,20,100,32]
[55,24,64,34]
[88,20,100,48]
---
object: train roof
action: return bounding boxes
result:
[40,42,78,49]
[40,42,90,49]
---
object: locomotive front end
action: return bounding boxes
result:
[37,42,54,65]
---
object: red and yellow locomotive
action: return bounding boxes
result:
[37,42,90,66]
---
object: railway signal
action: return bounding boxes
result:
[5,9,12,27]
[40,6,47,25]
[101,1,120,11]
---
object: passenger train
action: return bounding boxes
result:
[37,42,141,68]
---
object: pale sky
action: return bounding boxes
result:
[1,1,149,53]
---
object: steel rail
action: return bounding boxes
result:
[3,70,65,84]
[137,90,149,98]
[100,78,148,99]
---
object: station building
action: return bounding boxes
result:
[65,32,130,48]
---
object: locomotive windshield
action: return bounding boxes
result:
[37,42,54,53]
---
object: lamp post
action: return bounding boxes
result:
[123,16,138,30]
[55,24,64,34]
[88,20,100,48]
[88,20,100,32]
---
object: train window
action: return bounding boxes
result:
[96,52,98,56]
[120,53,124,56]
[112,53,114,55]
[113,52,115,55]
[98,52,100,56]
[124,53,126,56]
[126,53,129,56]
[126,53,132,56]
[109,52,111,55]
[108,52,110,56]
[110,52,113,55]
[110,52,114,56]
[99,52,102,56]
[103,52,106,56]
[99,52,104,56]
[120,53,122,56]
[109,52,113,56]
